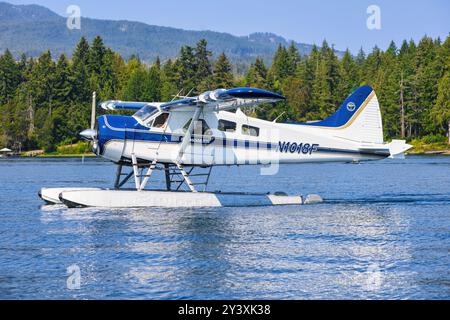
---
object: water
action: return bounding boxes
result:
[0,156,449,300]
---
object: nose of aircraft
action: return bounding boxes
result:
[80,126,99,155]
[80,129,97,141]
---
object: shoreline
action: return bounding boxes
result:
[37,153,97,158]
[408,151,450,155]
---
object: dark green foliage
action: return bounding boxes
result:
[246,58,268,89]
[0,34,449,152]
[142,64,161,102]
[195,39,213,92]
[212,53,234,89]
[0,49,20,105]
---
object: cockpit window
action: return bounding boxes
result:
[133,105,159,123]
[153,113,170,129]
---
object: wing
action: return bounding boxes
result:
[160,87,285,112]
[99,88,285,113]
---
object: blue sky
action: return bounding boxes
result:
[7,0,450,53]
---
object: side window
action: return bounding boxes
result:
[242,125,260,137]
[183,119,212,136]
[134,105,158,123]
[218,120,237,133]
[153,113,169,129]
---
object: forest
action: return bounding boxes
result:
[0,35,449,153]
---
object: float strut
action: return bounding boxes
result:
[165,164,171,191]
[139,159,158,191]
[176,163,197,193]
[131,153,141,190]
[114,164,123,189]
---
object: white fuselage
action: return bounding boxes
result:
[100,109,390,166]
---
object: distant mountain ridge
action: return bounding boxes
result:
[0,2,343,66]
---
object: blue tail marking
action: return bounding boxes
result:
[292,86,374,128]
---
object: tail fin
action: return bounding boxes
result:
[302,86,384,144]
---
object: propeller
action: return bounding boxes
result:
[80,92,99,153]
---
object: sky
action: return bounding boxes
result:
[6,0,450,53]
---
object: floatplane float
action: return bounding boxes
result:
[39,85,411,208]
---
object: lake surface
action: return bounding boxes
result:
[0,156,449,300]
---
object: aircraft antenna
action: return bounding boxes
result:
[171,89,185,102]
[273,111,286,123]
[185,87,195,98]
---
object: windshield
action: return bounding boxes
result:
[133,105,159,124]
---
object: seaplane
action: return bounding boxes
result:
[39,85,411,208]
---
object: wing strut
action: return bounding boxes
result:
[176,106,203,164]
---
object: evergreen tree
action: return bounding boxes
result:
[29,51,56,111]
[73,37,90,67]
[160,59,178,101]
[287,42,302,71]
[281,76,310,122]
[379,42,402,138]
[87,36,107,97]
[269,45,293,88]
[337,49,358,101]
[431,36,450,133]
[54,54,72,102]
[142,63,161,102]
[18,53,28,82]
[174,45,197,93]
[98,48,117,100]
[212,53,234,89]
[71,37,90,103]
[320,40,341,109]
[432,72,450,134]
[0,49,20,105]
[195,39,213,91]
[311,57,331,119]
[123,66,146,101]
[88,36,106,76]
[413,36,440,136]
[112,53,127,99]
[245,57,268,88]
